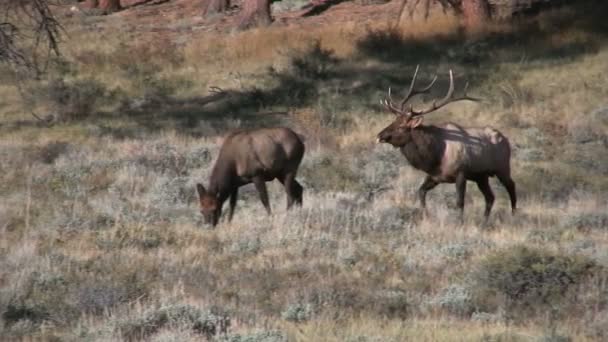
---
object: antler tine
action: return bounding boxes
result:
[435,69,455,108]
[419,74,438,93]
[382,87,407,115]
[398,65,420,110]
[411,69,480,117]
[461,82,482,102]
[398,65,439,111]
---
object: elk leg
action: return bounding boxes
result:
[418,176,438,211]
[455,172,467,222]
[228,188,239,222]
[497,173,517,214]
[281,172,303,210]
[253,176,271,215]
[475,176,495,219]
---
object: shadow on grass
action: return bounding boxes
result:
[356,1,607,67]
[4,1,605,139]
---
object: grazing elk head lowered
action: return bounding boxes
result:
[196,127,305,227]
[196,184,222,226]
[376,66,517,221]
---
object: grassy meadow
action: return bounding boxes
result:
[1,2,608,341]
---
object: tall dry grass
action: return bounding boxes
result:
[1,2,607,341]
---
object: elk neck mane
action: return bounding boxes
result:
[400,125,445,175]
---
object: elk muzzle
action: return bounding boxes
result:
[376,131,390,144]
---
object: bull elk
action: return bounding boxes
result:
[376,66,516,220]
[196,127,305,226]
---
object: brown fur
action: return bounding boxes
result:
[377,116,516,220]
[197,127,305,226]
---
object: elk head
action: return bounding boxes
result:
[196,183,221,226]
[376,66,479,147]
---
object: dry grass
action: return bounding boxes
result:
[1,2,608,341]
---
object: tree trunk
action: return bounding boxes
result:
[86,0,122,13]
[238,0,272,30]
[461,0,489,31]
[204,0,230,16]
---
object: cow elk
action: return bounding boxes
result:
[196,127,305,226]
[376,66,516,220]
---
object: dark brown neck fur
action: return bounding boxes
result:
[399,125,445,175]
[208,157,236,203]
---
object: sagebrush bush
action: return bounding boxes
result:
[3,271,78,329]
[287,40,337,81]
[45,77,107,121]
[369,289,409,319]
[76,283,128,315]
[218,330,288,342]
[117,304,230,341]
[561,212,608,231]
[36,141,70,164]
[431,284,473,316]
[472,246,597,315]
[281,303,314,323]
[300,152,361,192]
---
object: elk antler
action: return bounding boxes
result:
[410,70,480,117]
[381,65,438,116]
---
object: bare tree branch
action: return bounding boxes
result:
[0,0,62,74]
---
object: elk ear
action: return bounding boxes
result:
[196,183,206,198]
[409,117,423,128]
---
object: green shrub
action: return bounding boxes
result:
[472,246,597,314]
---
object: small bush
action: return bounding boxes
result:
[229,237,262,256]
[36,141,70,164]
[77,283,128,315]
[431,284,473,316]
[374,206,416,231]
[561,212,608,231]
[287,41,337,81]
[117,304,230,341]
[537,333,572,342]
[46,77,107,121]
[356,27,405,60]
[584,311,608,340]
[526,229,564,243]
[472,246,597,314]
[219,330,288,342]
[3,272,79,329]
[440,243,473,261]
[471,310,505,324]
[300,152,360,192]
[370,289,409,319]
[281,303,314,323]
[2,303,49,328]
[479,331,533,342]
